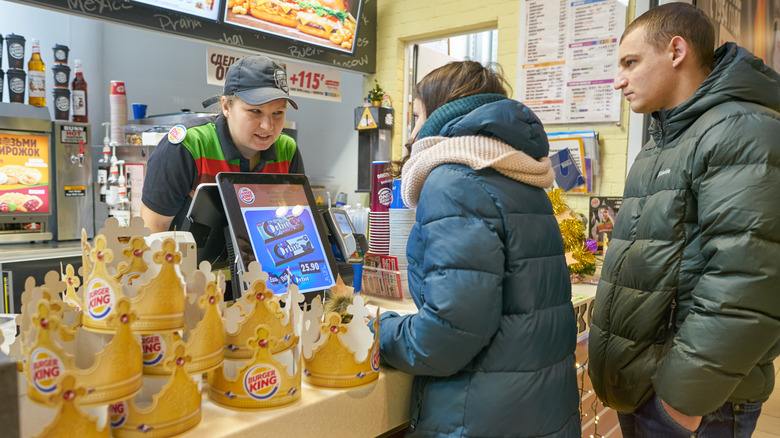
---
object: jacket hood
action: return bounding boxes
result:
[434,99,550,160]
[652,43,780,142]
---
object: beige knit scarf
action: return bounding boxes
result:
[401,135,554,208]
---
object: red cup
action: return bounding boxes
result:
[370,161,392,213]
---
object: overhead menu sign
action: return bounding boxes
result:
[517,0,627,124]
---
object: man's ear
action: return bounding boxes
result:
[669,36,689,68]
[221,96,231,118]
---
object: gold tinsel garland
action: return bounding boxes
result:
[547,188,596,276]
[569,244,597,276]
[547,187,569,216]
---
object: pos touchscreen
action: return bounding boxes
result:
[216,172,338,295]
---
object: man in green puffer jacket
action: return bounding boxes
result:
[588,2,780,437]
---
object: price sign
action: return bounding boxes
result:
[299,261,322,275]
[286,63,342,103]
[206,47,342,102]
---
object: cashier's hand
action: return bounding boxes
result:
[660,398,702,432]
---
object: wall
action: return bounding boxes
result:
[1,0,366,204]
[372,0,638,213]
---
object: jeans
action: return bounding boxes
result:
[618,393,762,438]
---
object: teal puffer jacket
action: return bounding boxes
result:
[379,100,580,437]
[588,43,780,416]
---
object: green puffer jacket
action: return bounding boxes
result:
[588,43,780,416]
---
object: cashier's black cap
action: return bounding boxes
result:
[202,55,298,110]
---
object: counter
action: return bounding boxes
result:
[0,241,84,313]
[7,280,598,438]
[183,369,412,438]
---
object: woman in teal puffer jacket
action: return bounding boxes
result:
[377,61,580,437]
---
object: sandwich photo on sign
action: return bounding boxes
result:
[224,0,363,54]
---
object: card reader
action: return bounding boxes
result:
[322,208,364,264]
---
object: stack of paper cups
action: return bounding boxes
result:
[368,161,392,255]
[110,81,127,144]
[389,179,412,293]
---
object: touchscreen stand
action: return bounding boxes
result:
[216,172,340,298]
[184,183,230,270]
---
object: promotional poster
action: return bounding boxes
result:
[589,196,622,254]
[232,183,336,294]
[223,0,362,54]
[0,132,50,215]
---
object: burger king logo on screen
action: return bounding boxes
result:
[238,187,255,204]
[31,348,63,394]
[87,278,115,320]
[109,401,128,428]
[142,334,167,366]
[244,364,280,400]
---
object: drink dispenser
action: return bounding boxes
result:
[50,121,94,240]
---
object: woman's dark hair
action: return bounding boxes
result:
[390,61,511,177]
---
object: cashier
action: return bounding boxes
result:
[140,55,305,233]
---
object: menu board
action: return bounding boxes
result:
[0,132,51,215]
[517,0,626,124]
[224,0,363,55]
[19,0,377,73]
[132,0,223,21]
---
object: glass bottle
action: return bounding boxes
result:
[106,162,119,211]
[28,38,46,107]
[97,144,111,203]
[71,59,88,122]
[125,171,133,203]
[114,162,131,227]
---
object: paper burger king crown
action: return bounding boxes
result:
[141,261,225,375]
[81,234,186,334]
[207,262,303,409]
[207,325,301,410]
[221,262,298,360]
[20,297,143,408]
[301,278,381,388]
[33,373,112,438]
[109,342,202,438]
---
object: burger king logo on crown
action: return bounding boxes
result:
[244,364,280,400]
[142,334,167,366]
[239,187,255,204]
[109,400,128,428]
[31,348,63,394]
[86,278,115,320]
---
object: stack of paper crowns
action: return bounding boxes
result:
[302,278,381,388]
[10,217,225,437]
[207,262,303,410]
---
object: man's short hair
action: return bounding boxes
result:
[622,2,715,72]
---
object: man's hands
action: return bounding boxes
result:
[661,398,703,432]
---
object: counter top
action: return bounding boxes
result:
[10,284,599,438]
[0,241,83,263]
[184,368,412,438]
